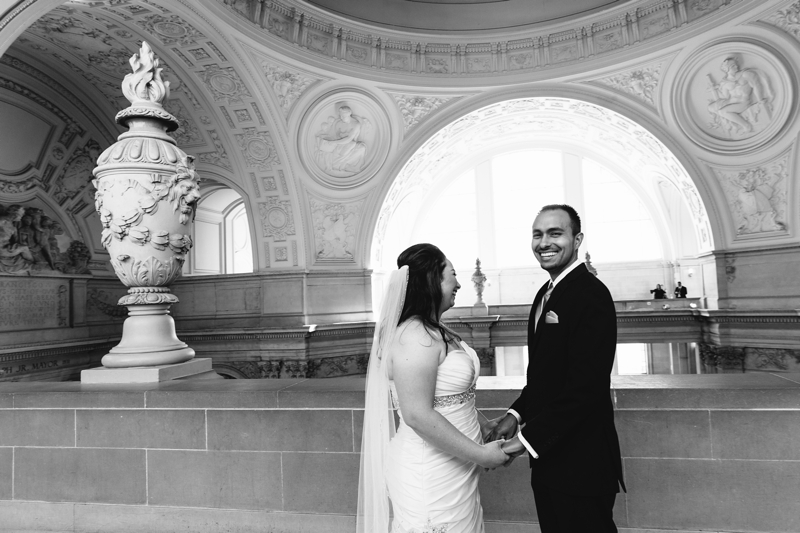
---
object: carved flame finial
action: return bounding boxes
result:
[122,41,170,106]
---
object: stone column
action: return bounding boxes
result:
[83,42,210,383]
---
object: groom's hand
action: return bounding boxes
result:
[489,413,518,442]
[500,436,526,467]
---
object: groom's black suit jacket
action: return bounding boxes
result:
[510,263,625,496]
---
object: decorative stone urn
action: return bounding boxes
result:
[92,42,199,368]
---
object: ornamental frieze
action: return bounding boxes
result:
[222,0,742,77]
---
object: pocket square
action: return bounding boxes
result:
[545,311,559,323]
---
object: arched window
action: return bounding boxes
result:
[410,149,665,305]
[186,187,253,276]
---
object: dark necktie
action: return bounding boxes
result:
[534,281,554,331]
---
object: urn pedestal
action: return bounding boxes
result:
[81,42,211,383]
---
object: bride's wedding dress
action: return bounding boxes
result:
[387,341,485,533]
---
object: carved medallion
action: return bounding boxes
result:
[299,90,390,189]
[200,64,252,105]
[235,128,280,170]
[258,197,295,242]
[673,41,793,153]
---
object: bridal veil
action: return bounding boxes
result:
[356,266,408,533]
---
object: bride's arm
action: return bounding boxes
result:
[390,321,507,469]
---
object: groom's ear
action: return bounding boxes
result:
[574,232,584,249]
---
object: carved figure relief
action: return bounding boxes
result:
[299,90,390,188]
[675,42,792,153]
[314,105,370,174]
[706,57,774,139]
[0,203,84,274]
[713,154,788,236]
[310,198,362,262]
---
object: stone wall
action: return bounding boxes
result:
[0,374,798,533]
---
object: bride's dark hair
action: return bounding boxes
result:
[396,243,458,343]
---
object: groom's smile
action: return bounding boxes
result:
[531,209,584,279]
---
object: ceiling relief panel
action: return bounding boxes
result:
[308,195,364,264]
[136,13,205,46]
[589,56,672,113]
[708,149,791,238]
[298,90,391,189]
[762,1,800,43]
[199,63,252,105]
[235,128,280,170]
[673,40,793,154]
[245,48,326,122]
[386,92,458,134]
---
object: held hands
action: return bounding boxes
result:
[500,436,526,467]
[488,413,519,443]
[480,439,509,469]
[480,415,504,442]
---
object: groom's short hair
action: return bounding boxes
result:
[539,204,582,236]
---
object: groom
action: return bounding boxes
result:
[491,204,624,532]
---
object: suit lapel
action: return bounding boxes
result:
[529,263,589,353]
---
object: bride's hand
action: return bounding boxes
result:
[480,415,503,442]
[480,439,509,469]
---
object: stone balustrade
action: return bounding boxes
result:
[0,373,798,532]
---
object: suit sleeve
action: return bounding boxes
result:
[519,283,617,456]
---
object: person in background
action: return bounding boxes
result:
[650,284,666,299]
[674,282,687,298]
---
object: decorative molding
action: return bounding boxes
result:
[200,64,252,105]
[136,13,205,46]
[234,127,280,170]
[219,0,741,77]
[761,1,800,42]
[309,197,363,262]
[386,92,456,132]
[0,55,113,142]
[590,59,666,109]
[253,52,322,119]
[195,129,232,170]
[258,196,296,242]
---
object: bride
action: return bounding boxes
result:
[357,243,509,533]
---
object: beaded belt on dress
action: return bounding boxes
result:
[390,386,476,409]
[432,385,475,408]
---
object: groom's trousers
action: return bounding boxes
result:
[532,481,618,533]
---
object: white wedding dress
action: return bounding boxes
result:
[387,341,485,533]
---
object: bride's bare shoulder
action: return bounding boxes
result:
[396,318,442,348]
